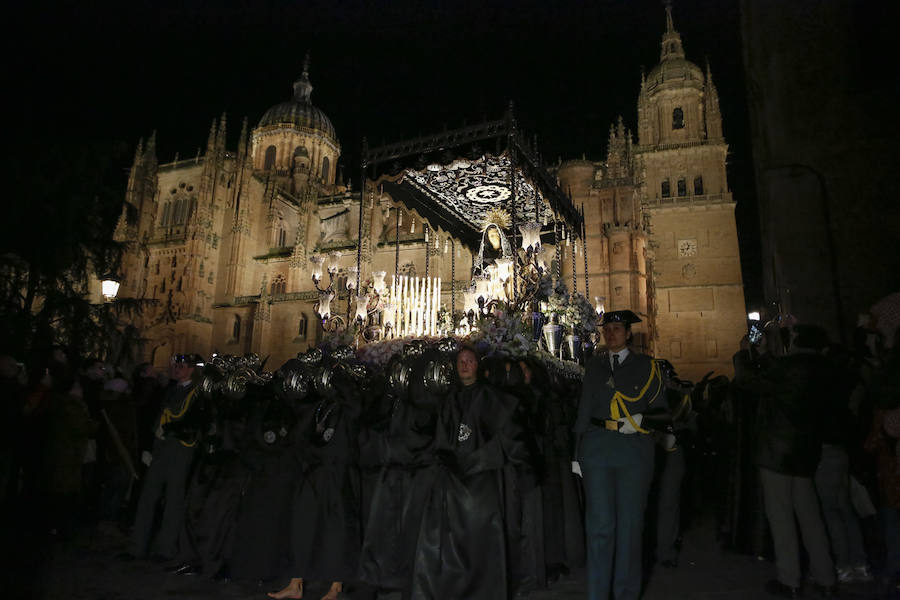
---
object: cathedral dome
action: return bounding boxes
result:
[645,56,703,89]
[258,101,336,140]
[257,58,337,141]
[644,4,703,90]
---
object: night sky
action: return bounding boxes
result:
[9,0,760,299]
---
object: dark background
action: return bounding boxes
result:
[6,0,760,302]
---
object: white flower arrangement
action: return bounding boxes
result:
[356,337,409,367]
[466,309,536,360]
[544,280,570,324]
[562,292,600,337]
[437,306,457,336]
[320,327,358,352]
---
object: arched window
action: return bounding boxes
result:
[293,145,309,159]
[270,274,286,296]
[188,197,197,220]
[321,156,330,181]
[661,179,671,198]
[160,279,166,293]
[677,178,687,197]
[173,198,185,224]
[277,226,287,248]
[161,202,171,226]
[232,314,241,341]
[177,277,183,292]
[298,314,309,339]
[264,145,277,170]
[693,176,704,196]
[672,107,684,129]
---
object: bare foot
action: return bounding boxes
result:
[268,577,303,599]
[320,581,342,600]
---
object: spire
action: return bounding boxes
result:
[292,52,313,103]
[217,112,227,152]
[205,118,218,154]
[705,57,717,90]
[145,131,156,157]
[659,1,685,62]
[131,138,144,171]
[704,59,723,139]
[142,130,158,171]
[238,116,248,156]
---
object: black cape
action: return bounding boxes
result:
[410,381,534,600]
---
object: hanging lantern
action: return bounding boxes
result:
[372,271,387,295]
[475,273,492,302]
[326,251,342,274]
[355,294,369,322]
[519,222,542,251]
[595,296,606,317]
[309,254,325,283]
[317,290,335,319]
[382,302,395,328]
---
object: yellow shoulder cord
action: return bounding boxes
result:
[609,360,663,434]
[160,388,199,447]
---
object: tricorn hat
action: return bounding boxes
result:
[600,310,642,326]
[171,353,204,366]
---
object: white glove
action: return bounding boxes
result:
[660,433,677,450]
[618,413,643,434]
[141,451,153,466]
[571,461,583,477]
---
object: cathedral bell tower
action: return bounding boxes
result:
[636,2,746,380]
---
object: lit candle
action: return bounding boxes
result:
[355,293,369,322]
[425,276,431,336]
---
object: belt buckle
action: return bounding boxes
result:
[605,420,619,431]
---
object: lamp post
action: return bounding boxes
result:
[101,274,121,303]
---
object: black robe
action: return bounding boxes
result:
[540,376,586,572]
[178,395,249,577]
[410,381,534,600]
[358,388,440,591]
[228,388,300,582]
[290,382,362,582]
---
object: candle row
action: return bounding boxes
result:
[385,275,442,338]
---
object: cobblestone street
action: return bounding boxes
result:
[9,516,890,600]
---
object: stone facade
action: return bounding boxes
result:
[115,7,745,379]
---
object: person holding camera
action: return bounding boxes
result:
[735,324,836,598]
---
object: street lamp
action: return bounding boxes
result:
[101,275,121,302]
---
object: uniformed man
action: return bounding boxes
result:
[128,353,206,560]
[573,310,672,600]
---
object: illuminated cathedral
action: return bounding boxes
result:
[114,5,745,380]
